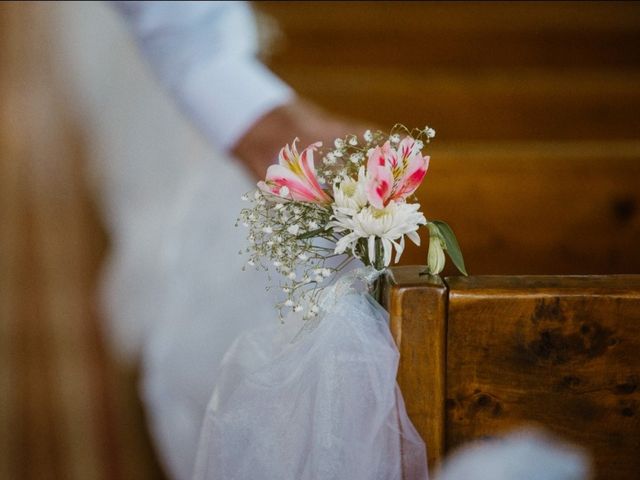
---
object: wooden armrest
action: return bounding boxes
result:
[383,267,640,479]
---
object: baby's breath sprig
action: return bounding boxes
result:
[238,190,348,321]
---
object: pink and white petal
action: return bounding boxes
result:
[398,137,416,164]
[278,140,296,167]
[257,181,290,202]
[257,180,276,196]
[366,164,394,209]
[381,141,398,168]
[366,145,387,173]
[394,155,429,200]
[265,164,322,202]
[298,142,330,202]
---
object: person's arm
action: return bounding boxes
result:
[112,1,363,178]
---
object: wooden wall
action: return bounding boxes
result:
[256,1,640,274]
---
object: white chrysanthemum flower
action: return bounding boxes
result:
[331,201,426,267]
[333,166,368,214]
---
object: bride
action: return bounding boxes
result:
[86,2,370,479]
[56,2,590,479]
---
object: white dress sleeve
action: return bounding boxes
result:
[111,1,294,151]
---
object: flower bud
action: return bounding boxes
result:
[427,224,446,274]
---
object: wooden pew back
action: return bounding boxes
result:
[384,267,640,479]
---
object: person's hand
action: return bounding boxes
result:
[231,98,371,180]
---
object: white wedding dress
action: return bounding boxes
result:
[51,4,281,477]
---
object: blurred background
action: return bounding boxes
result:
[1,1,639,479]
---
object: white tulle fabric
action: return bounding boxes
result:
[193,268,428,480]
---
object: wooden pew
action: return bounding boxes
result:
[383,266,640,479]
[257,1,640,141]
[402,143,640,276]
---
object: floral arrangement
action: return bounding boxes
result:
[238,125,466,320]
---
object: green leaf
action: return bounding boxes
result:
[431,220,468,276]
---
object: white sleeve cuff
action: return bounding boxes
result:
[178,56,294,152]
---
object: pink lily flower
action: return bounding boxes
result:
[258,139,332,204]
[366,137,429,209]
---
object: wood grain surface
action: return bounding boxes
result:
[384,267,448,469]
[257,1,640,141]
[445,274,640,479]
[387,268,640,478]
[403,142,640,275]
